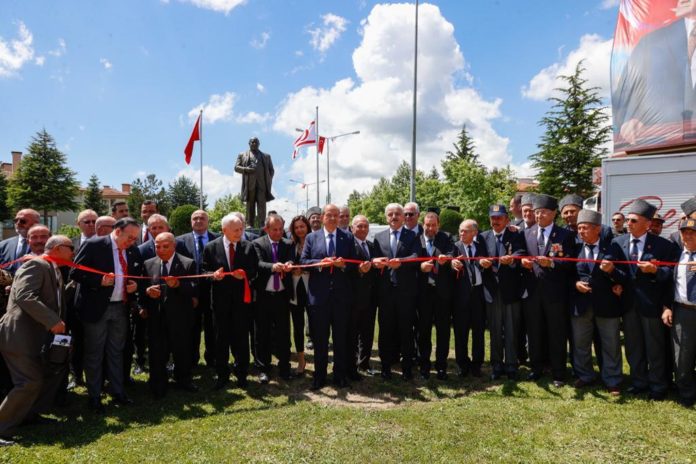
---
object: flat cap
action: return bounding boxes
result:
[681,196,696,217]
[559,194,583,211]
[679,218,696,231]
[488,204,508,217]
[628,199,657,219]
[577,209,602,226]
[533,194,558,211]
[520,193,536,206]
[306,206,322,217]
[652,213,665,223]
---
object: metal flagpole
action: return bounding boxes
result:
[410,0,419,203]
[199,109,204,210]
[315,106,320,206]
[326,139,330,205]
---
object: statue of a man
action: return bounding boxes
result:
[234,137,275,228]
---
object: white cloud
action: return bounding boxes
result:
[188,91,237,124]
[100,58,113,70]
[34,56,45,66]
[522,34,612,100]
[175,165,241,204]
[180,0,246,14]
[294,50,304,57]
[0,21,35,77]
[600,0,620,9]
[274,3,511,206]
[308,13,348,53]
[236,111,271,124]
[48,38,66,57]
[250,31,270,49]
[256,82,265,93]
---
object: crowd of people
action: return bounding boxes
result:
[0,192,695,446]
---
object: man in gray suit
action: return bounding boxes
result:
[234,137,275,228]
[0,209,40,275]
[0,235,74,446]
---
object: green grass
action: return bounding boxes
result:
[3,337,696,463]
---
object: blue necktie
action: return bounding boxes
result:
[328,233,335,257]
[687,251,696,303]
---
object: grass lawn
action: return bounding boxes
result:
[3,338,696,463]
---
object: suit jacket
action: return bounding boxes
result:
[522,224,576,298]
[234,150,275,202]
[351,238,377,302]
[568,224,614,251]
[300,228,356,306]
[138,239,156,262]
[176,231,219,261]
[69,235,143,323]
[480,228,526,304]
[453,237,489,303]
[139,253,196,318]
[202,237,258,311]
[252,235,293,293]
[0,235,28,275]
[372,227,421,296]
[418,231,455,302]
[0,257,63,356]
[610,233,677,317]
[571,241,629,318]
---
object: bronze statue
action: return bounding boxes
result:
[234,137,275,228]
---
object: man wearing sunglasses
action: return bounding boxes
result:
[0,209,41,275]
[74,210,98,251]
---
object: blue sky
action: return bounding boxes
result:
[1,0,620,218]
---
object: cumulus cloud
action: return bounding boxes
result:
[34,56,45,66]
[274,3,512,206]
[256,82,265,93]
[236,111,271,124]
[100,58,113,70]
[179,0,246,14]
[175,165,241,204]
[308,13,348,53]
[48,38,67,57]
[188,91,237,124]
[0,21,35,77]
[522,34,612,100]
[600,0,620,9]
[250,31,270,49]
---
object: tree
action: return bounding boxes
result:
[83,174,107,215]
[530,61,611,198]
[169,204,199,236]
[7,129,79,222]
[446,125,478,164]
[0,172,9,222]
[208,194,245,232]
[127,174,170,218]
[168,176,207,210]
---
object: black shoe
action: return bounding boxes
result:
[420,369,430,380]
[381,369,392,380]
[311,378,325,391]
[88,397,105,413]
[648,391,666,401]
[402,369,413,381]
[213,378,229,391]
[22,415,59,426]
[678,396,695,408]
[334,378,350,388]
[176,382,199,392]
[552,379,565,388]
[436,370,448,381]
[626,385,648,395]
[237,377,249,388]
[0,436,16,447]
[458,366,470,378]
[526,371,542,381]
[258,372,270,384]
[471,366,482,378]
[348,371,363,382]
[113,394,134,405]
[305,341,314,350]
[363,368,379,377]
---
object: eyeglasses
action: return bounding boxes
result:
[403,212,416,217]
[81,220,96,224]
[57,244,75,251]
[611,218,622,222]
[627,218,640,223]
[13,218,26,225]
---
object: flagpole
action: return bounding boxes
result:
[315,106,320,206]
[326,139,330,205]
[199,109,204,210]
[410,0,419,203]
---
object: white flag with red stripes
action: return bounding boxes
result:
[292,121,316,159]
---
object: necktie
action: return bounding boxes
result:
[228,242,236,270]
[17,237,27,258]
[327,233,335,257]
[586,244,596,272]
[390,230,398,258]
[161,260,169,277]
[196,234,205,270]
[538,228,546,254]
[361,241,370,259]
[118,249,128,302]
[143,229,149,243]
[494,234,503,258]
[467,244,476,285]
[629,238,640,261]
[427,239,434,257]
[272,242,280,291]
[54,264,63,310]
[687,251,696,303]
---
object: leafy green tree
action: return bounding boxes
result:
[57,224,80,239]
[128,174,170,218]
[0,172,9,222]
[83,173,107,215]
[439,208,463,235]
[208,194,245,232]
[169,204,198,236]
[168,176,207,210]
[530,61,611,198]
[7,129,79,222]
[446,124,478,164]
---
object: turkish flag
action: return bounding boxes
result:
[184,113,201,164]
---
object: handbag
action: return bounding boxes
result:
[41,333,72,365]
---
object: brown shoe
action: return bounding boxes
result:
[607,386,621,396]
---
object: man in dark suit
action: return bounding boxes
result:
[300,204,356,390]
[70,217,142,412]
[372,203,421,380]
[519,193,537,231]
[662,217,696,407]
[137,214,169,262]
[203,213,258,390]
[111,200,130,220]
[176,209,219,368]
[509,194,524,227]
[0,235,73,446]
[451,220,488,378]
[479,204,526,380]
[611,199,678,400]
[0,209,40,275]
[670,197,696,248]
[136,200,158,245]
[571,210,629,395]
[349,215,378,377]
[560,194,614,248]
[140,232,197,397]
[521,194,576,387]
[252,214,294,382]
[416,211,454,380]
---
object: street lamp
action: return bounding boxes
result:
[289,179,326,212]
[295,128,360,205]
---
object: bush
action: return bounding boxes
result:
[439,208,462,236]
[169,204,198,236]
[57,224,80,239]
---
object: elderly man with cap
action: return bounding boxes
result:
[610,199,678,400]
[560,194,614,246]
[479,204,526,380]
[670,196,696,248]
[571,210,629,395]
[520,194,575,386]
[662,218,696,407]
[649,213,666,237]
[519,193,537,231]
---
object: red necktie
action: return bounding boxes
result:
[228,242,236,270]
[118,249,128,302]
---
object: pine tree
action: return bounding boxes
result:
[446,125,478,164]
[167,176,207,210]
[7,129,79,222]
[128,174,170,217]
[530,61,611,198]
[0,172,9,222]
[83,173,107,215]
